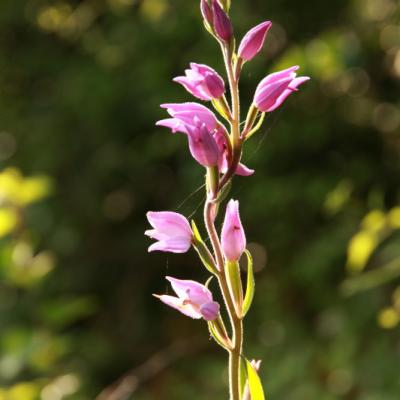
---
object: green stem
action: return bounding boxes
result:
[203,41,244,400]
[219,44,242,192]
[204,200,242,400]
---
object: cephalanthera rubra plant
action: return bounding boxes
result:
[145,1,309,398]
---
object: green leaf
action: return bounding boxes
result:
[191,219,202,243]
[245,112,265,141]
[245,358,265,400]
[225,260,243,316]
[242,249,255,317]
[208,319,231,350]
[191,220,217,274]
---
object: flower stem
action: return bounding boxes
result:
[205,41,244,400]
[204,200,243,400]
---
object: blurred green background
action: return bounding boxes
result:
[0,0,399,399]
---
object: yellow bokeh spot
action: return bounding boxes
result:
[387,207,400,229]
[0,208,18,238]
[37,3,72,32]
[361,209,386,232]
[140,0,168,22]
[347,231,377,272]
[378,307,399,329]
[18,176,52,206]
[0,168,51,207]
[6,382,39,400]
[323,180,353,215]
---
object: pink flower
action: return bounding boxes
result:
[221,199,246,261]
[156,102,217,134]
[214,126,254,176]
[238,21,272,61]
[186,121,220,167]
[155,276,220,321]
[145,211,193,253]
[173,63,225,101]
[254,66,310,112]
[211,0,233,42]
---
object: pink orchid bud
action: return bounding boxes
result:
[157,102,218,134]
[145,211,193,253]
[254,66,310,112]
[173,63,225,101]
[221,199,246,262]
[155,276,220,321]
[186,121,220,167]
[211,0,233,42]
[200,0,213,26]
[238,21,272,61]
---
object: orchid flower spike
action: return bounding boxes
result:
[174,63,225,101]
[238,21,272,62]
[145,211,193,253]
[155,276,220,321]
[254,66,310,112]
[221,199,246,262]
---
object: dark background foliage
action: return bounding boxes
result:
[0,0,399,399]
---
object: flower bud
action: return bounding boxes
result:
[211,0,233,42]
[221,199,246,262]
[253,66,310,112]
[155,276,220,321]
[173,63,225,101]
[145,211,193,253]
[200,0,213,26]
[238,21,272,61]
[186,121,220,167]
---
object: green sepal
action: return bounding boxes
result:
[208,316,232,351]
[245,358,265,400]
[191,220,218,274]
[225,260,243,317]
[245,111,265,141]
[220,0,231,12]
[211,96,232,121]
[242,249,255,317]
[205,275,214,288]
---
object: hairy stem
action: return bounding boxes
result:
[204,200,242,400]
[204,41,244,400]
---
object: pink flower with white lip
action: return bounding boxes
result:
[155,276,220,321]
[145,211,193,253]
[254,66,310,112]
[186,121,220,167]
[156,102,218,134]
[221,199,246,262]
[238,21,272,61]
[173,63,225,101]
[214,126,254,176]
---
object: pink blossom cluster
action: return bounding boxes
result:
[144,1,309,397]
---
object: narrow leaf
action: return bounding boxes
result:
[208,320,231,350]
[191,220,217,274]
[245,358,265,400]
[245,112,265,141]
[242,249,255,317]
